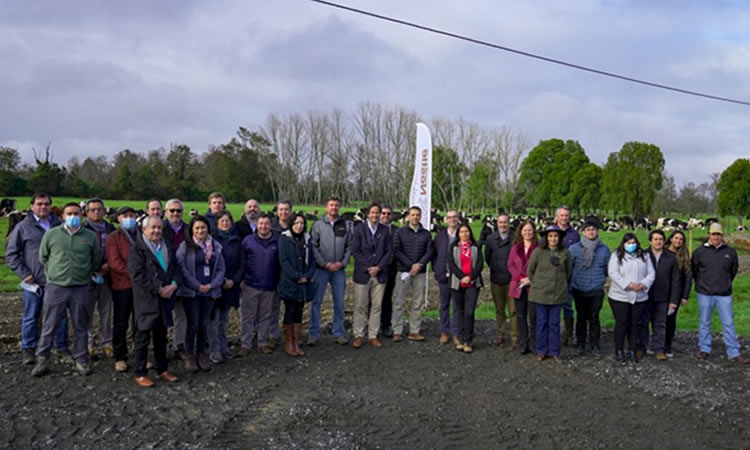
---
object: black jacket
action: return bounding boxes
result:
[485,229,514,285]
[432,228,456,284]
[128,236,179,330]
[162,220,186,252]
[235,216,256,239]
[351,222,392,284]
[646,249,680,305]
[392,224,434,274]
[692,242,739,296]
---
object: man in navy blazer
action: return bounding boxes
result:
[351,203,392,348]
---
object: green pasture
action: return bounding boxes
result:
[2,196,748,336]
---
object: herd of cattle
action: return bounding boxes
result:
[1,198,747,242]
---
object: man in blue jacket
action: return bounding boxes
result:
[5,193,69,365]
[568,219,610,355]
[432,210,459,344]
[351,203,392,349]
[238,214,280,355]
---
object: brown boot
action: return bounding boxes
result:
[292,324,305,356]
[283,324,296,357]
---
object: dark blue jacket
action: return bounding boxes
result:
[278,232,317,302]
[351,222,392,284]
[6,213,62,286]
[215,230,245,308]
[432,228,456,284]
[241,232,280,291]
[392,224,433,274]
[569,239,611,293]
[562,226,580,249]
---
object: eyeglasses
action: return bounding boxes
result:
[446,216,458,220]
[168,209,183,213]
[382,212,392,215]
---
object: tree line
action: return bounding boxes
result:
[0,101,747,222]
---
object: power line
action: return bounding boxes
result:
[308,0,750,107]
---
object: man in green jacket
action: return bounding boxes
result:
[32,202,100,377]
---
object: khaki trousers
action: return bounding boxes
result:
[392,272,426,335]
[491,283,517,340]
[353,277,385,339]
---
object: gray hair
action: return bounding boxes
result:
[165,198,184,209]
[141,215,163,229]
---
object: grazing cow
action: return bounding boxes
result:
[618,216,635,230]
[737,225,747,232]
[5,210,28,241]
[687,218,705,230]
[0,198,16,215]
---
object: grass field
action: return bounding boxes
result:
[2,196,749,336]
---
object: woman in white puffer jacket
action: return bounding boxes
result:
[608,233,655,363]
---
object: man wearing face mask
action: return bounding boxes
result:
[236,199,260,238]
[6,193,69,366]
[83,198,116,359]
[32,203,100,377]
[105,206,140,372]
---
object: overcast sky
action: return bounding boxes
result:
[2,0,749,185]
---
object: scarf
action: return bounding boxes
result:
[142,233,169,270]
[580,236,600,269]
[459,241,472,259]
[87,220,110,247]
[194,235,214,265]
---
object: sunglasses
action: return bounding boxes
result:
[168,209,183,213]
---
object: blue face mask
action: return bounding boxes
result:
[120,217,136,230]
[624,243,638,253]
[65,215,81,229]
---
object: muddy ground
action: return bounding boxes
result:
[1,287,750,449]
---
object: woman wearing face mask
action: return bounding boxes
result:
[447,223,484,353]
[607,233,655,363]
[209,210,245,364]
[105,206,141,372]
[278,213,316,356]
[527,225,571,363]
[665,230,691,357]
[175,216,226,372]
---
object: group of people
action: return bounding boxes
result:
[6,194,747,388]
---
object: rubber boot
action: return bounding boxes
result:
[283,325,295,357]
[293,323,305,356]
[563,317,574,346]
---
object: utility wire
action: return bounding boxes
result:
[308,0,750,107]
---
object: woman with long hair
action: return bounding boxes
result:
[665,230,691,357]
[507,220,539,355]
[175,216,226,372]
[278,213,316,356]
[607,233,655,363]
[447,223,484,353]
[528,225,571,363]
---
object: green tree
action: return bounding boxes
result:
[431,145,464,210]
[602,142,664,217]
[518,139,589,213]
[717,158,750,226]
[568,162,603,213]
[27,145,66,195]
[0,147,26,195]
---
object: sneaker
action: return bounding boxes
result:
[75,361,93,376]
[335,336,349,345]
[210,353,225,364]
[655,352,668,361]
[22,349,36,366]
[646,349,655,356]
[306,336,319,347]
[222,349,236,360]
[665,351,675,358]
[31,357,50,377]
[102,346,114,358]
[115,360,128,372]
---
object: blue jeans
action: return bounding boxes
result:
[536,304,562,356]
[208,305,229,358]
[697,294,740,358]
[22,288,68,351]
[309,268,346,338]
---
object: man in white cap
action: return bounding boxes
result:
[692,223,747,364]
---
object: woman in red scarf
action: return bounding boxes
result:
[507,220,539,355]
[447,224,484,353]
